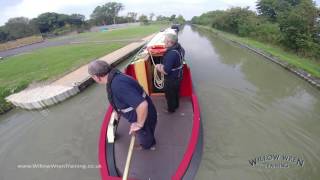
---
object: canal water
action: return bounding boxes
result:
[179,26,320,180]
[0,25,319,180]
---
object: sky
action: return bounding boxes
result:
[0,0,319,26]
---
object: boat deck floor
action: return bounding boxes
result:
[114,96,193,180]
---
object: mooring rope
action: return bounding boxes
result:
[148,50,164,90]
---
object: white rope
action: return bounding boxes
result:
[148,50,164,90]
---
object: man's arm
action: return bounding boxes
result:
[129,100,148,134]
[156,51,177,75]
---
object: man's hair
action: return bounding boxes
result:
[165,33,178,43]
[88,60,112,77]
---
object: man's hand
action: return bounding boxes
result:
[130,100,147,135]
[155,64,167,75]
[129,122,143,135]
[114,112,120,120]
[155,64,161,71]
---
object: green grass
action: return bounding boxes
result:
[0,24,167,114]
[50,24,165,42]
[195,25,320,78]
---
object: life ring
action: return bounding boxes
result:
[147,45,166,56]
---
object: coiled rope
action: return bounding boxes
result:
[148,49,164,90]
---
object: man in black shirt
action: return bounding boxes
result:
[156,33,185,113]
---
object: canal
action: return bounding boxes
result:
[0,25,319,180]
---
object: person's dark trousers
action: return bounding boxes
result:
[136,103,157,149]
[164,77,181,112]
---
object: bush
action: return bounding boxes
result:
[0,81,30,114]
[0,87,12,114]
[192,2,320,61]
[52,25,73,36]
[254,21,281,44]
[206,7,259,36]
[238,21,256,37]
[139,15,149,25]
[296,39,320,59]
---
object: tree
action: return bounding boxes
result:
[57,14,70,27]
[192,0,320,59]
[315,8,320,43]
[149,13,155,21]
[34,12,60,33]
[69,14,85,26]
[28,18,40,34]
[191,16,199,24]
[32,12,86,34]
[156,15,169,21]
[139,14,149,25]
[204,7,258,36]
[257,0,304,22]
[257,0,320,57]
[176,15,186,24]
[115,16,130,24]
[109,2,124,24]
[91,6,108,25]
[4,17,35,40]
[0,26,9,43]
[127,12,137,23]
[90,2,124,25]
[256,0,277,21]
[169,14,176,21]
[277,0,318,52]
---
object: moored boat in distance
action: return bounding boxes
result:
[99,27,203,180]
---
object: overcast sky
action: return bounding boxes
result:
[0,0,319,25]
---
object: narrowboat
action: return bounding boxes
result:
[99,27,203,180]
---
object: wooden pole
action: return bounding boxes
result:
[122,135,135,180]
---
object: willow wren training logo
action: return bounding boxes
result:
[249,153,304,168]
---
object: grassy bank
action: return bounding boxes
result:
[0,24,166,114]
[195,25,320,78]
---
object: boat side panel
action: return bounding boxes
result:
[172,65,201,180]
[99,106,113,179]
[179,65,192,97]
[172,94,201,180]
[125,64,137,79]
[182,94,203,180]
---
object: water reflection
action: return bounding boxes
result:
[192,26,303,103]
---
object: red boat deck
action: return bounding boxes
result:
[114,96,193,180]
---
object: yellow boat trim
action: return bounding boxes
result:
[134,60,149,94]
